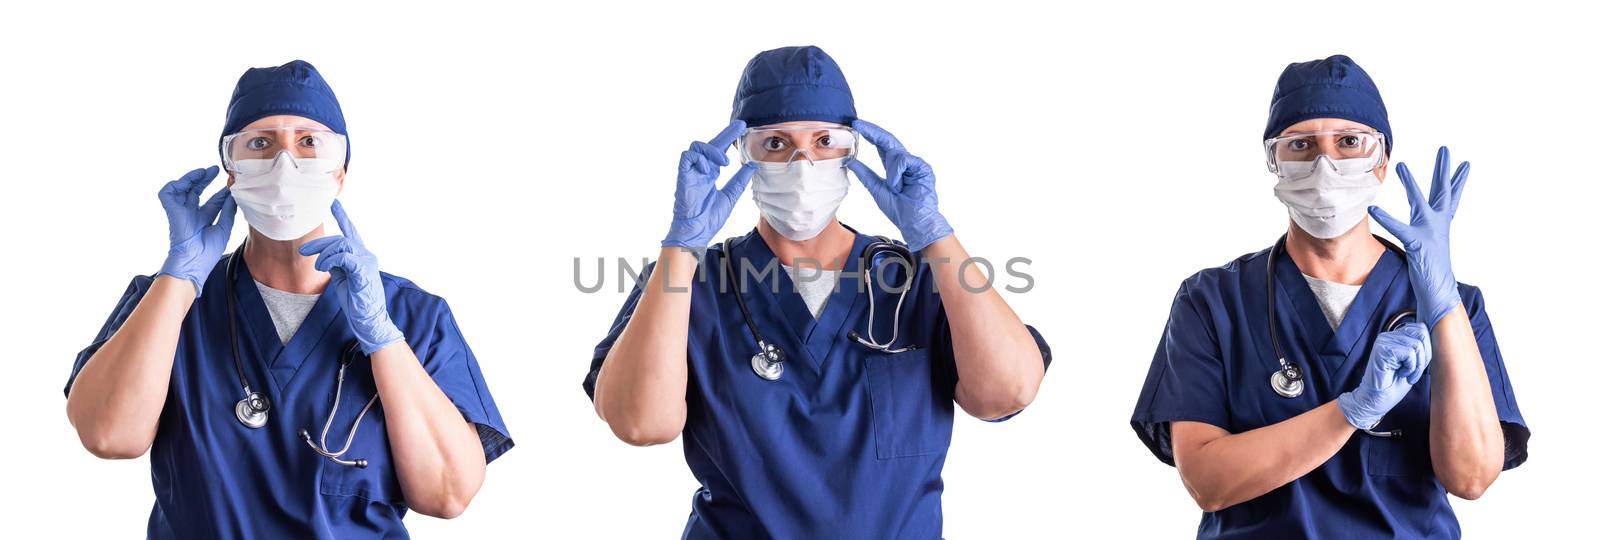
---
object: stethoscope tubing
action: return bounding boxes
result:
[226,249,271,428]
[1264,234,1414,437]
[225,246,375,467]
[847,242,918,354]
[722,236,919,381]
[299,343,376,469]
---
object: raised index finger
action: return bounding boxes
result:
[190,165,221,187]
[707,120,747,152]
[330,199,361,243]
[851,119,904,152]
[163,166,218,201]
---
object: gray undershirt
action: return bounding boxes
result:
[783,264,840,319]
[1301,273,1361,330]
[253,281,320,345]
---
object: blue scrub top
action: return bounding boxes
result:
[1131,243,1529,539]
[65,255,514,539]
[585,228,1050,539]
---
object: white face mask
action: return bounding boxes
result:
[751,157,850,241]
[229,151,342,241]
[1273,155,1382,239]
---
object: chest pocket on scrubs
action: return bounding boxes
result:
[865,349,954,460]
[1363,386,1432,478]
[316,363,404,505]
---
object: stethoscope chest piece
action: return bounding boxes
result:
[1270,363,1304,398]
[235,392,270,429]
[750,342,785,381]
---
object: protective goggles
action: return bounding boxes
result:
[1264,130,1385,178]
[221,127,348,173]
[737,124,858,167]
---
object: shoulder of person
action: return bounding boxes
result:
[377,271,449,312]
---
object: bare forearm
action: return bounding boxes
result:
[1428,305,1503,499]
[371,343,486,519]
[923,236,1043,419]
[1173,403,1356,512]
[65,275,193,458]
[592,247,696,445]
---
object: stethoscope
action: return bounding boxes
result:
[225,247,377,467]
[1265,234,1414,437]
[722,235,919,382]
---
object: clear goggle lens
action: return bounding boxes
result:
[1264,130,1385,178]
[222,128,348,173]
[738,124,858,166]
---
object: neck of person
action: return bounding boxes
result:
[757,217,854,271]
[1284,218,1386,285]
[243,227,331,295]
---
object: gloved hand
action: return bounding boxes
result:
[156,166,237,297]
[663,120,756,248]
[846,120,953,252]
[299,201,405,354]
[1369,146,1467,327]
[1337,322,1432,430]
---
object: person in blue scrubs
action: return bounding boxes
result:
[1131,55,1529,539]
[64,60,513,539]
[585,46,1051,539]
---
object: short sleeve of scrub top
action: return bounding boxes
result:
[65,274,516,464]
[1130,277,1232,465]
[400,293,516,463]
[65,275,154,396]
[1130,273,1530,470]
[582,260,1054,408]
[581,232,1054,538]
[931,313,1053,423]
[1461,285,1531,469]
[1011,324,1053,419]
[583,262,653,401]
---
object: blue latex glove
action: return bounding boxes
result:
[846,120,954,252]
[1369,146,1467,327]
[299,201,405,354]
[156,166,237,297]
[1337,322,1432,430]
[663,120,756,248]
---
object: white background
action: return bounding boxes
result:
[3,1,1594,538]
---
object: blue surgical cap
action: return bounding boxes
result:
[731,46,856,127]
[220,60,349,166]
[1264,55,1391,155]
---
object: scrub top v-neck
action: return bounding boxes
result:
[66,256,513,539]
[1131,244,1529,539]
[586,227,1050,539]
